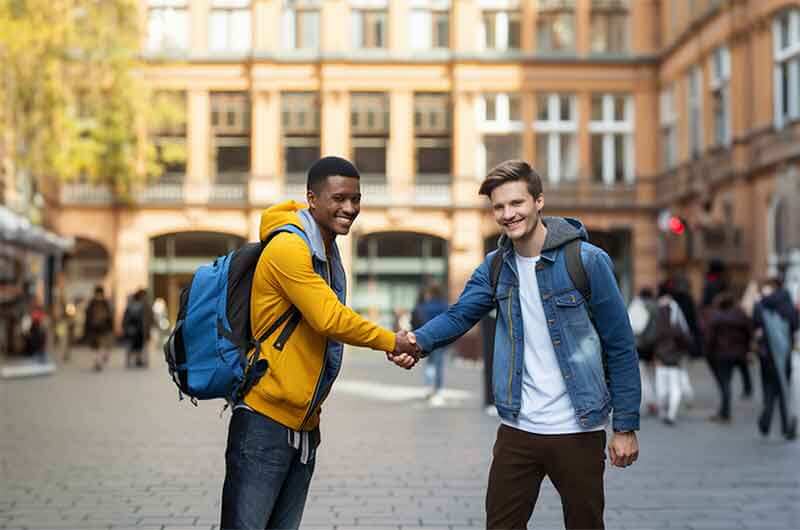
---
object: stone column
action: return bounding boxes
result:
[321,90,350,157]
[389,90,414,202]
[389,0,408,54]
[453,0,479,53]
[250,90,281,205]
[452,90,480,206]
[253,0,281,54]
[186,89,211,203]
[576,0,591,56]
[190,0,209,56]
[321,0,348,53]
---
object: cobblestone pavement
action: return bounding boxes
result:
[1,346,799,530]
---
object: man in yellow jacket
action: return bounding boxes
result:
[220,156,420,530]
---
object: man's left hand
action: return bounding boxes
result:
[608,431,639,468]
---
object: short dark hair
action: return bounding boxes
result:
[307,156,360,192]
[94,285,105,296]
[478,160,543,199]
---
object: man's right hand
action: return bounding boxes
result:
[387,331,421,369]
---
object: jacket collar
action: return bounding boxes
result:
[297,208,339,263]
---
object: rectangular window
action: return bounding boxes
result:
[589,93,635,185]
[209,0,252,53]
[590,0,629,53]
[210,92,251,182]
[533,93,578,184]
[773,9,800,129]
[659,87,677,170]
[151,91,188,181]
[414,93,451,176]
[282,0,321,50]
[146,0,189,53]
[688,66,704,158]
[481,10,522,51]
[409,1,450,50]
[477,93,524,176]
[536,0,575,53]
[710,46,731,146]
[282,93,320,184]
[352,8,388,49]
[351,93,389,178]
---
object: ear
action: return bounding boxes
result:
[306,188,316,209]
[536,194,545,212]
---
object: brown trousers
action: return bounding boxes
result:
[485,424,606,530]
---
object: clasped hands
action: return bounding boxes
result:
[386,330,423,369]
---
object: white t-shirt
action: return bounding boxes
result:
[501,252,606,435]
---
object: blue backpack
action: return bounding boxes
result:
[164,224,310,405]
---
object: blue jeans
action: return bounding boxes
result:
[221,408,317,530]
[424,347,446,391]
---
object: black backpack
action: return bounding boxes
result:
[487,240,605,375]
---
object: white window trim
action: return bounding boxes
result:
[409,0,450,8]
[687,66,704,157]
[533,94,578,183]
[709,46,731,146]
[477,0,520,8]
[479,10,519,51]
[773,9,800,129]
[588,94,635,185]
[659,87,677,169]
[282,4,320,50]
[349,0,389,8]
[476,93,524,176]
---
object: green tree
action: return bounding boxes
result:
[0,0,171,200]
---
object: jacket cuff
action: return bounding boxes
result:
[414,329,435,354]
[612,412,640,432]
[374,329,396,353]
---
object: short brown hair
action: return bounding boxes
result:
[478,160,543,199]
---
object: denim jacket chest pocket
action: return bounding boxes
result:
[553,289,591,329]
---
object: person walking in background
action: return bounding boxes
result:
[754,277,799,440]
[654,282,692,426]
[85,285,114,372]
[122,289,151,368]
[669,275,702,406]
[704,291,753,423]
[629,287,659,415]
[24,307,48,364]
[412,282,449,407]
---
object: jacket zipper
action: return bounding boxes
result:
[506,289,515,404]
[298,260,333,431]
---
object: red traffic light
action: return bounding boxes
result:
[668,216,686,235]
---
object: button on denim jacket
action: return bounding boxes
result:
[414,217,641,432]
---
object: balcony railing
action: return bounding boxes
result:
[133,183,185,204]
[544,180,639,209]
[60,183,114,205]
[210,183,248,203]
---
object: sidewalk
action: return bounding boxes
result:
[0,347,798,529]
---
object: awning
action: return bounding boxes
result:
[0,206,74,254]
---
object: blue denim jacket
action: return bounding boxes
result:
[414,217,641,432]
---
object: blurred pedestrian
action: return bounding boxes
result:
[412,282,449,407]
[654,282,692,426]
[628,287,658,415]
[24,307,48,364]
[85,285,114,372]
[704,291,752,423]
[123,289,151,368]
[668,275,701,404]
[754,277,799,440]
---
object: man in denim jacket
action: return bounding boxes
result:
[405,160,640,529]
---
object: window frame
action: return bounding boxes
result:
[208,0,252,53]
[351,93,390,179]
[146,0,189,54]
[210,92,252,182]
[476,93,524,176]
[659,86,677,170]
[536,0,576,53]
[589,0,630,54]
[352,7,389,49]
[282,92,321,182]
[773,9,800,129]
[414,93,452,177]
[282,0,321,51]
[480,9,522,51]
[533,93,578,184]
[709,46,731,146]
[687,65,704,159]
[588,93,635,185]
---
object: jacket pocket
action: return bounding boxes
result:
[554,289,591,329]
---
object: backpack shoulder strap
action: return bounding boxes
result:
[264,224,311,249]
[489,250,504,302]
[564,239,590,302]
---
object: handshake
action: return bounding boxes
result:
[386,330,423,369]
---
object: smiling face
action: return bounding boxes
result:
[489,180,544,243]
[307,175,361,240]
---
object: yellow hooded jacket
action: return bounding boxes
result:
[243,201,396,430]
